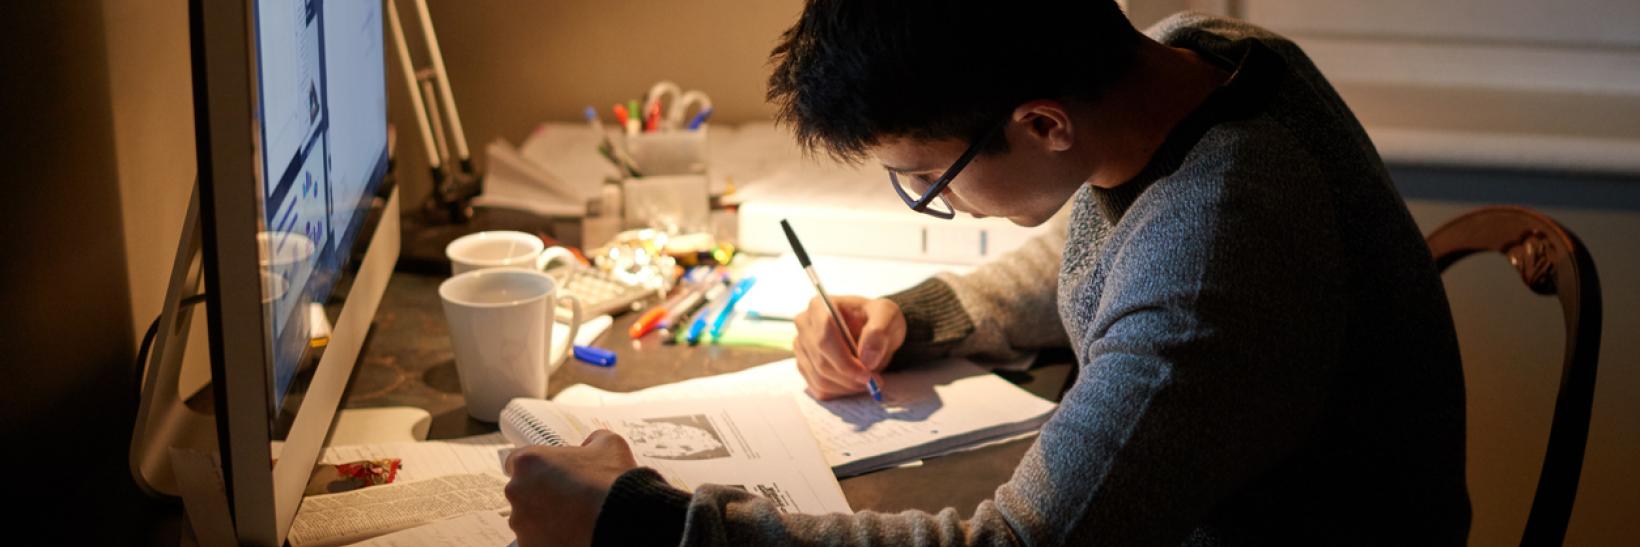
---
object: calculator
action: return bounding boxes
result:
[540,247,660,318]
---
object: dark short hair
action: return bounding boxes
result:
[767,0,1140,163]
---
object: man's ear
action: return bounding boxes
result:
[1012,100,1074,153]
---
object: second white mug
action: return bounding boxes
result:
[444,230,577,276]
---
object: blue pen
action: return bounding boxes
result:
[572,345,617,367]
[686,107,714,131]
[709,277,757,341]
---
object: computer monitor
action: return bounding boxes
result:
[129,0,396,544]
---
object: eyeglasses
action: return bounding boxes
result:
[888,117,1009,219]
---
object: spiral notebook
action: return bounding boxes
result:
[553,357,1058,477]
[498,396,850,514]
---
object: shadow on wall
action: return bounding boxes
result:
[0,1,174,544]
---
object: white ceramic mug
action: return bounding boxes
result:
[445,231,577,276]
[439,268,583,422]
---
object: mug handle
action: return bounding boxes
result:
[536,246,578,272]
[549,295,583,369]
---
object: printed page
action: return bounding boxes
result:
[346,511,514,547]
[505,397,851,514]
[288,474,510,547]
[553,357,1055,475]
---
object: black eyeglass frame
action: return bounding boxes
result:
[889,117,1010,220]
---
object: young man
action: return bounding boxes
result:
[503,2,1472,545]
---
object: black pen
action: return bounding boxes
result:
[780,219,883,402]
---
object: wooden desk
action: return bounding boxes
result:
[343,270,1075,517]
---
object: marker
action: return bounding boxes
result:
[644,101,662,133]
[627,307,668,339]
[671,282,727,345]
[780,219,883,402]
[626,99,641,135]
[572,345,617,367]
[629,280,701,339]
[686,107,714,131]
[685,306,712,346]
[709,277,756,341]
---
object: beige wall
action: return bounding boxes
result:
[1,1,163,541]
[390,0,804,208]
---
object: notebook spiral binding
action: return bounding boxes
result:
[502,405,567,447]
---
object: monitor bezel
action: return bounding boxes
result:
[190,0,396,544]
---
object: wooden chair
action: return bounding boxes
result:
[1426,206,1602,547]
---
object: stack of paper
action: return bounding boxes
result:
[472,138,589,218]
[554,357,1056,477]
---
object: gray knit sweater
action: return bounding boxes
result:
[591,13,1470,546]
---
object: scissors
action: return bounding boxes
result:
[643,81,713,131]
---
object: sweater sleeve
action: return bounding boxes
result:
[885,208,1074,368]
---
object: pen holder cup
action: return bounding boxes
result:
[623,128,708,177]
[623,174,710,233]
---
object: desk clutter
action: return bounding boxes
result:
[343,78,1073,545]
[287,356,1055,546]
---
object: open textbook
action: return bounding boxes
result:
[554,358,1059,477]
[285,434,516,547]
[286,473,510,547]
[501,396,852,515]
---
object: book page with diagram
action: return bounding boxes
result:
[552,357,1056,476]
[501,396,851,514]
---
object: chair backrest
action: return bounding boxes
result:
[1426,206,1602,547]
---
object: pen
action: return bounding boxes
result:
[660,270,722,326]
[659,276,723,342]
[584,106,607,136]
[684,282,732,346]
[709,277,757,341]
[780,219,883,402]
[612,103,629,129]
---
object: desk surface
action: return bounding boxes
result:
[344,270,1074,517]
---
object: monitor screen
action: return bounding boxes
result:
[252,0,387,412]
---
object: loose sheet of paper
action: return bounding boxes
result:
[288,474,510,547]
[553,357,1054,476]
[504,396,851,514]
[733,253,973,321]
